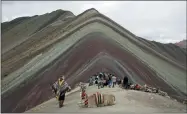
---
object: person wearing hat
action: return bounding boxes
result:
[56,75,69,108]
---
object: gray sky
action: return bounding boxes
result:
[2,1,186,43]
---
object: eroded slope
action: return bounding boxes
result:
[2,34,186,113]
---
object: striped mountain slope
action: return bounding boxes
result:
[1,8,186,113]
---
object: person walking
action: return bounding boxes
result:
[56,75,70,108]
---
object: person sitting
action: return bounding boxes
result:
[134,84,141,90]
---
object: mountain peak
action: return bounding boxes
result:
[175,39,187,48]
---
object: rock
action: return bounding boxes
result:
[183,99,187,104]
[147,89,152,93]
[130,84,135,89]
[158,90,167,96]
[155,88,159,93]
[165,96,170,99]
[152,88,159,93]
[131,84,171,100]
[141,84,147,91]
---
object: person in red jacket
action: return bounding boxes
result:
[135,84,141,90]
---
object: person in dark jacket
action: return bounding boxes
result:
[99,72,103,79]
[123,76,128,89]
[95,75,98,85]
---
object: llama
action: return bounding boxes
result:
[78,82,116,108]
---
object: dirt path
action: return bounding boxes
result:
[27,85,186,113]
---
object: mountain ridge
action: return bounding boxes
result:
[175,39,187,49]
[1,8,186,113]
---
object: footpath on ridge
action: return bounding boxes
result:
[27,85,186,113]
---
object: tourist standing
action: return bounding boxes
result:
[123,76,128,89]
[112,75,117,88]
[108,74,112,88]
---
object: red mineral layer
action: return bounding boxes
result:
[1,35,186,113]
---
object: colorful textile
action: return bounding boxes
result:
[56,80,69,97]
[93,92,104,106]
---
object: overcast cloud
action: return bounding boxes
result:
[2,1,186,43]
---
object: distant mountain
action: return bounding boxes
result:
[1,9,75,54]
[175,40,187,49]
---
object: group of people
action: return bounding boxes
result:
[89,72,126,89]
[89,72,132,90]
[51,76,71,108]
